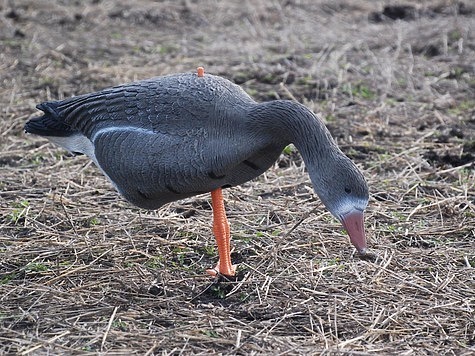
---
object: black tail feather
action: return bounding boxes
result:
[24,101,75,137]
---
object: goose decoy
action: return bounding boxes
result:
[25,67,369,277]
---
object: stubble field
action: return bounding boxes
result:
[1,0,474,354]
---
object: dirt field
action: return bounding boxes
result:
[1,0,474,354]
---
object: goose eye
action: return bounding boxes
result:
[344,187,352,194]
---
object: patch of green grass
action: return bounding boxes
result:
[396,78,407,87]
[10,200,29,224]
[145,256,164,269]
[244,88,258,97]
[450,67,465,79]
[3,38,22,47]
[320,215,334,223]
[210,285,227,299]
[201,245,216,257]
[29,154,44,165]
[459,168,474,182]
[112,319,128,331]
[158,44,178,55]
[261,73,277,84]
[265,90,279,99]
[386,224,399,233]
[234,233,252,242]
[463,210,474,218]
[392,211,407,221]
[448,29,462,42]
[467,78,475,88]
[174,231,195,239]
[283,144,295,155]
[84,216,100,227]
[296,75,313,85]
[38,76,55,87]
[353,84,375,99]
[26,262,48,272]
[325,114,335,123]
[202,329,220,338]
[384,97,398,106]
[376,152,393,161]
[448,99,475,116]
[239,293,250,302]
[325,257,341,267]
[466,256,475,268]
[170,247,196,270]
[54,151,64,160]
[343,82,375,100]
[111,32,123,39]
[175,252,186,266]
[0,273,17,285]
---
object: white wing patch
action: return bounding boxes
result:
[45,126,157,195]
[46,126,155,164]
[47,134,96,161]
[91,126,155,142]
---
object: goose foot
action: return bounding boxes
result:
[206,262,237,278]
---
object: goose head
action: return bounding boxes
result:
[309,154,369,254]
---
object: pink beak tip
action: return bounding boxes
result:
[341,210,367,254]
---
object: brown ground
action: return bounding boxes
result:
[1,0,474,354]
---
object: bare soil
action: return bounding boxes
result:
[1,0,474,354]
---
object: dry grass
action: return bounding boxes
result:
[1,0,474,354]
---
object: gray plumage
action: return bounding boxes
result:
[25,72,369,236]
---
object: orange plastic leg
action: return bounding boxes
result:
[206,188,236,277]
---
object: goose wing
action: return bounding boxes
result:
[32,74,282,208]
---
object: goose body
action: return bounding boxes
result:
[25,69,369,276]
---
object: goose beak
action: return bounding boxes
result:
[341,210,367,254]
